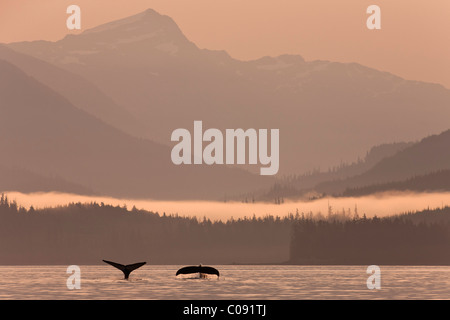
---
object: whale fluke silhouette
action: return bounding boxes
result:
[102,260,146,279]
[176,264,220,277]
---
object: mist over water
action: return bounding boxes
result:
[4,191,450,221]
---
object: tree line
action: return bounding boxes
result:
[290,206,450,264]
[1,194,448,265]
[0,194,295,265]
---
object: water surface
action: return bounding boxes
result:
[0,265,448,300]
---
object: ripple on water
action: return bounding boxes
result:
[0,265,448,299]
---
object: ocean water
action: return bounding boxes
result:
[0,265,449,300]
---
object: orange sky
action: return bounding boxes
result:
[0,0,449,88]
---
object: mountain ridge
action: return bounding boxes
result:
[0,59,273,199]
[6,8,450,175]
[0,44,147,139]
[316,129,450,195]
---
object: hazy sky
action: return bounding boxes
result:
[0,0,449,88]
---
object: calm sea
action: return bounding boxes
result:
[0,265,449,300]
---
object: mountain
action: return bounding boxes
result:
[342,170,450,197]
[8,9,450,175]
[0,44,147,139]
[256,141,414,201]
[293,141,413,189]
[0,165,93,195]
[316,130,450,195]
[0,59,272,199]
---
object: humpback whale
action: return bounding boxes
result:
[102,260,146,280]
[176,264,220,278]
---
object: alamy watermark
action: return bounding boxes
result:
[66,265,81,290]
[366,265,381,290]
[171,121,280,175]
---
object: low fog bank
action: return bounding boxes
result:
[4,191,450,221]
[1,192,449,265]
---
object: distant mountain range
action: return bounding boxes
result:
[342,170,450,197]
[0,59,272,199]
[0,45,147,139]
[1,8,449,200]
[316,129,450,195]
[0,164,92,195]
[7,9,450,175]
[259,129,450,200]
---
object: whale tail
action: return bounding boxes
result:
[102,260,146,279]
[176,265,220,278]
